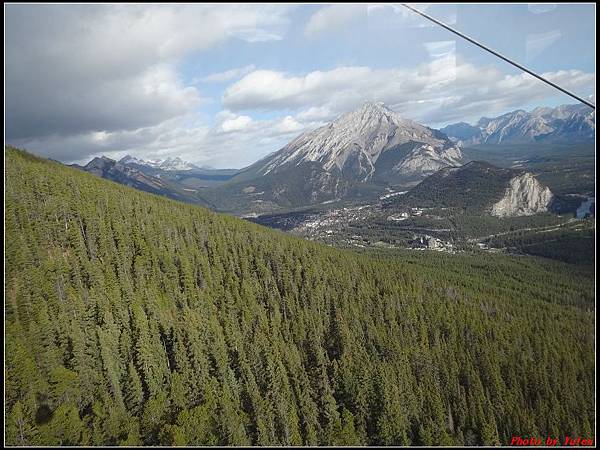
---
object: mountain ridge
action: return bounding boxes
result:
[63,102,592,216]
[391,160,554,216]
[71,155,217,208]
[441,103,595,145]
[119,155,200,171]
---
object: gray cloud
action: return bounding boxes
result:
[5,4,292,153]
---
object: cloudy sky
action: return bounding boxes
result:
[5,3,596,168]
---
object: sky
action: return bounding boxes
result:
[4,3,596,168]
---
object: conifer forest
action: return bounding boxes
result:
[5,148,595,446]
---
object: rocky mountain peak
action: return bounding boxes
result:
[260,102,462,181]
[120,154,138,162]
[343,101,394,121]
[85,155,115,170]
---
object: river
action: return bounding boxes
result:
[576,197,595,219]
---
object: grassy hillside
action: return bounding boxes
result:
[5,147,595,446]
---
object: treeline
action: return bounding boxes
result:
[485,222,594,265]
[448,213,568,240]
[5,148,595,446]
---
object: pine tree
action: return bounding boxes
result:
[6,401,37,446]
[124,362,144,414]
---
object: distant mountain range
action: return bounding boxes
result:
[119,155,201,171]
[117,155,239,177]
[257,102,462,182]
[71,102,593,216]
[441,104,595,145]
[70,156,234,208]
[72,156,171,194]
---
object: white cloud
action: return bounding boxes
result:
[229,29,284,43]
[296,106,334,122]
[424,40,456,60]
[214,110,310,139]
[14,56,596,169]
[528,4,557,14]
[222,56,596,126]
[274,116,305,134]
[366,4,456,29]
[223,67,374,111]
[304,4,366,38]
[6,4,595,171]
[221,115,253,132]
[13,108,321,169]
[11,115,211,166]
[198,114,321,167]
[199,65,257,83]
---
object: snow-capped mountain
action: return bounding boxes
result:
[441,103,595,145]
[72,156,216,208]
[259,102,462,181]
[120,155,199,171]
[76,156,172,194]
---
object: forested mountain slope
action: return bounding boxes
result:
[5,147,595,446]
[391,161,553,216]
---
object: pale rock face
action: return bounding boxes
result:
[261,102,462,180]
[491,173,553,217]
[394,144,463,176]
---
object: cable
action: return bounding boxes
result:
[401,3,595,110]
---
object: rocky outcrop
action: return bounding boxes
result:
[394,144,463,177]
[491,173,553,217]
